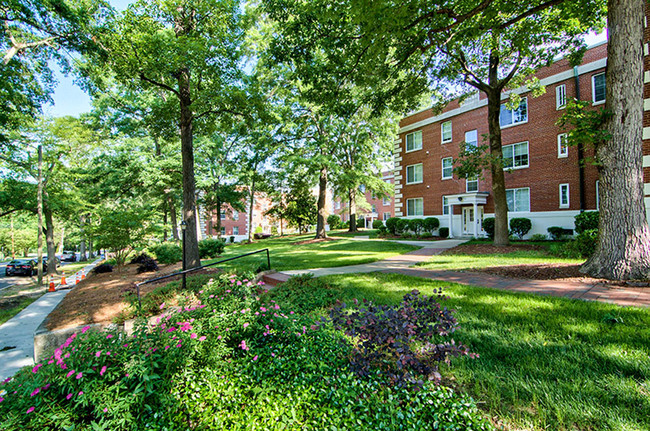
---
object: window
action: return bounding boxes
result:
[382,196,390,206]
[442,196,449,215]
[557,134,568,158]
[359,184,366,193]
[559,183,570,208]
[505,188,530,212]
[220,212,226,220]
[500,98,528,127]
[466,176,478,193]
[406,163,423,184]
[465,129,478,147]
[406,198,424,216]
[233,212,239,221]
[383,212,390,221]
[220,227,226,236]
[502,142,529,169]
[233,226,239,235]
[405,131,422,152]
[371,204,377,213]
[441,157,453,179]
[592,73,606,104]
[596,180,600,208]
[441,121,452,143]
[556,84,567,110]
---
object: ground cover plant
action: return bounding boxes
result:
[320,272,650,431]
[0,273,491,430]
[203,233,417,271]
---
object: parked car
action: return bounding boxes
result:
[61,250,77,262]
[5,259,37,276]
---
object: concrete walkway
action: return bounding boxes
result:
[0,257,103,381]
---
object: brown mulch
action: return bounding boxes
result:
[442,243,545,255]
[291,237,337,245]
[45,262,219,332]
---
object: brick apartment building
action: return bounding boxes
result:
[395,40,650,238]
[332,170,395,228]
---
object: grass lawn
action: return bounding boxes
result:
[329,229,381,238]
[317,272,650,431]
[59,261,94,275]
[203,233,418,271]
[0,295,38,325]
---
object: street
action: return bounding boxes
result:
[0,254,80,291]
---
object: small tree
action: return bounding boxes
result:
[422,217,440,235]
[509,218,532,239]
[93,209,150,267]
[327,214,342,230]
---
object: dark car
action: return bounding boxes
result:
[61,250,77,262]
[5,259,37,276]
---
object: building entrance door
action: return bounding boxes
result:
[462,207,474,236]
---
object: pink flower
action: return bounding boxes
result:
[81,326,90,334]
[67,370,75,378]
[103,407,108,413]
[106,334,113,339]
[253,355,258,361]
[0,397,4,402]
[190,333,197,339]
[30,388,40,397]
[239,340,249,351]
[271,353,276,357]
[217,335,222,340]
[236,281,242,286]
[95,351,102,357]
[165,345,170,350]
[100,366,107,376]
[274,304,280,310]
[76,372,83,380]
[66,393,73,400]
[160,302,165,310]
[31,364,41,373]
[78,391,83,396]
[243,323,249,328]
[26,407,35,414]
[176,343,182,348]
[199,336,206,341]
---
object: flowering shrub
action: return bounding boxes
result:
[327,289,478,386]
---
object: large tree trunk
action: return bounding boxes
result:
[348,188,357,232]
[315,165,328,238]
[168,194,179,241]
[44,204,57,276]
[79,214,87,262]
[582,0,650,280]
[178,68,200,269]
[247,180,256,242]
[215,196,222,238]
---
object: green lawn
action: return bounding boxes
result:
[329,229,381,238]
[314,273,650,431]
[0,295,38,325]
[203,234,418,271]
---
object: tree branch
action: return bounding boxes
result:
[500,0,567,29]
[139,73,180,98]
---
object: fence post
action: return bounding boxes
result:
[266,249,270,270]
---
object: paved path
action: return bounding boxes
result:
[0,257,103,381]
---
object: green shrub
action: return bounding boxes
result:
[509,217,532,239]
[341,220,349,229]
[377,224,388,234]
[327,214,342,229]
[396,219,409,235]
[266,273,343,314]
[482,217,495,239]
[574,211,599,234]
[372,219,384,230]
[423,217,440,233]
[357,217,366,229]
[560,229,598,258]
[385,217,400,235]
[439,227,449,238]
[529,233,548,241]
[408,218,424,234]
[150,243,183,265]
[198,238,226,259]
[548,226,573,240]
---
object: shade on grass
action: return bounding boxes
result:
[202,234,418,271]
[321,272,650,431]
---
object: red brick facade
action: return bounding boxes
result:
[396,40,650,237]
[332,171,395,227]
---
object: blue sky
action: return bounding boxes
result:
[43,7,607,118]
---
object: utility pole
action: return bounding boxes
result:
[36,144,43,287]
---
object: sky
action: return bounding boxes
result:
[43,9,608,118]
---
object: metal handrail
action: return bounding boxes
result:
[134,248,270,310]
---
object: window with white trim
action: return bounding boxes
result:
[441,157,453,179]
[405,131,422,152]
[500,98,528,127]
[596,180,600,208]
[559,183,569,208]
[592,73,606,104]
[557,134,568,158]
[406,198,424,216]
[505,187,530,212]
[406,163,423,184]
[502,142,529,169]
[220,227,226,236]
[382,196,390,206]
[383,212,390,221]
[556,84,567,110]
[371,204,377,213]
[233,226,239,235]
[233,212,239,221]
[335,201,340,210]
[441,121,452,143]
[442,196,449,215]
[465,129,478,147]
[466,176,478,193]
[220,212,226,220]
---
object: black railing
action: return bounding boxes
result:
[134,248,270,310]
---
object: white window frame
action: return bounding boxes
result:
[383,212,390,221]
[466,176,478,193]
[406,163,423,185]
[233,226,239,235]
[406,198,424,216]
[505,187,530,213]
[592,72,606,105]
[500,97,528,128]
[233,212,239,221]
[371,204,377,213]
[465,129,478,147]
[382,196,390,206]
[441,157,453,180]
[559,183,570,208]
[335,201,341,210]
[502,141,529,170]
[442,196,449,215]
[441,121,452,144]
[405,130,423,152]
[220,226,226,236]
[557,134,568,158]
[220,212,226,220]
[555,84,567,110]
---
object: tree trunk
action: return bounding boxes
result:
[248,180,256,242]
[36,145,43,286]
[216,197,222,238]
[163,207,168,242]
[486,91,510,246]
[79,214,87,262]
[315,165,328,238]
[178,68,200,269]
[582,0,650,279]
[348,188,357,232]
[58,227,64,254]
[168,194,179,241]
[44,204,57,276]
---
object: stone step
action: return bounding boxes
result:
[262,272,291,287]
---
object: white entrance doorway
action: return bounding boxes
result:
[462,206,484,237]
